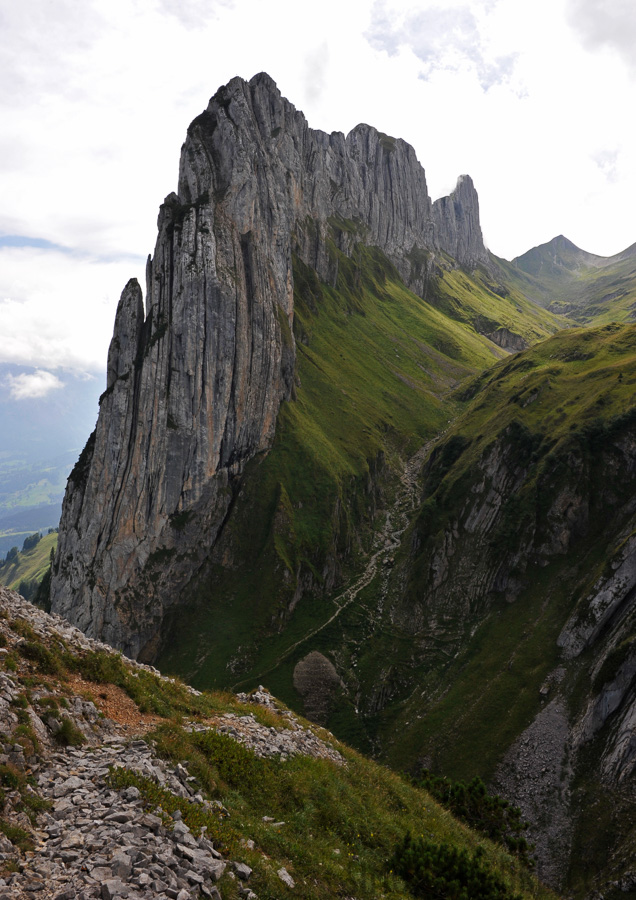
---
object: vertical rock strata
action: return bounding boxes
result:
[51,72,488,658]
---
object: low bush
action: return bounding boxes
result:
[390,832,521,900]
[17,640,63,675]
[417,773,533,866]
[54,717,86,747]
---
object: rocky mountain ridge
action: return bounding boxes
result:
[50,72,490,660]
[0,586,343,900]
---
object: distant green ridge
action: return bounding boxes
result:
[495,236,636,324]
[0,531,57,600]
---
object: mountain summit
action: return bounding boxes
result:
[502,233,636,321]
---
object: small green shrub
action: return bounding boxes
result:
[0,818,33,852]
[13,723,39,755]
[390,832,521,900]
[0,765,21,790]
[10,619,36,640]
[2,653,18,672]
[17,640,62,675]
[54,718,86,747]
[19,790,51,822]
[36,696,59,711]
[10,693,28,710]
[417,772,533,866]
[64,648,127,683]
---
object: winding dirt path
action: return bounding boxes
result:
[233,440,435,689]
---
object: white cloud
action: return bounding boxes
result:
[156,0,234,28]
[566,0,636,72]
[0,246,143,373]
[303,43,331,105]
[367,2,517,90]
[5,370,65,400]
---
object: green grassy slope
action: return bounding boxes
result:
[157,240,559,696]
[496,236,636,324]
[426,260,567,343]
[0,530,57,596]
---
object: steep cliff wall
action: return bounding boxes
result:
[51,72,489,659]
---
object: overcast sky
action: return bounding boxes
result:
[2,0,636,392]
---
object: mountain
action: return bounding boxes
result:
[48,72,636,899]
[160,322,636,894]
[49,72,559,660]
[0,585,549,900]
[346,323,636,891]
[495,235,636,323]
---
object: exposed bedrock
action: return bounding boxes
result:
[51,72,488,658]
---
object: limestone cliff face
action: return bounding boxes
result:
[51,72,488,658]
[432,174,487,268]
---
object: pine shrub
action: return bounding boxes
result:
[390,832,521,900]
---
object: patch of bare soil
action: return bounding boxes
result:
[63,673,165,734]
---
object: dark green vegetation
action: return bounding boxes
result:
[390,833,521,900]
[158,303,636,896]
[380,323,636,760]
[497,235,636,324]
[0,758,50,852]
[0,608,552,900]
[103,720,540,900]
[416,773,532,866]
[310,322,636,774]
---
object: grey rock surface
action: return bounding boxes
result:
[51,72,488,660]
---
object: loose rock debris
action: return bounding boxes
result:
[0,587,344,898]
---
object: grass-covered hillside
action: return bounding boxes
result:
[0,586,553,900]
[156,317,636,896]
[359,323,636,896]
[157,237,560,695]
[0,529,56,602]
[426,260,566,345]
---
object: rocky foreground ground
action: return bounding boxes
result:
[0,587,343,900]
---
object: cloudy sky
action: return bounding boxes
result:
[2,0,636,392]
